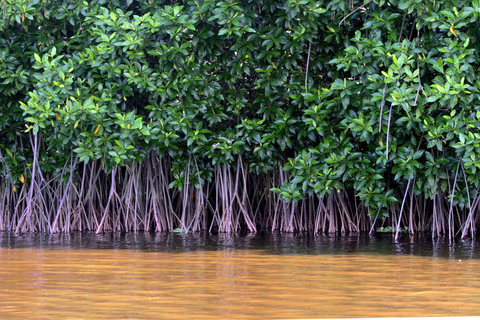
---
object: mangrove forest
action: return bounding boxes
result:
[1,0,480,238]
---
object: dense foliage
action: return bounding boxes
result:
[1,0,480,236]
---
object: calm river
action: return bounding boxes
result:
[0,232,480,319]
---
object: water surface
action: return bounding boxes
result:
[0,233,479,319]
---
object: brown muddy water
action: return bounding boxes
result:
[0,233,480,319]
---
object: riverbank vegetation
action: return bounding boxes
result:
[1,0,480,238]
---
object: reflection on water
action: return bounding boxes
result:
[2,232,480,259]
[0,233,480,319]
